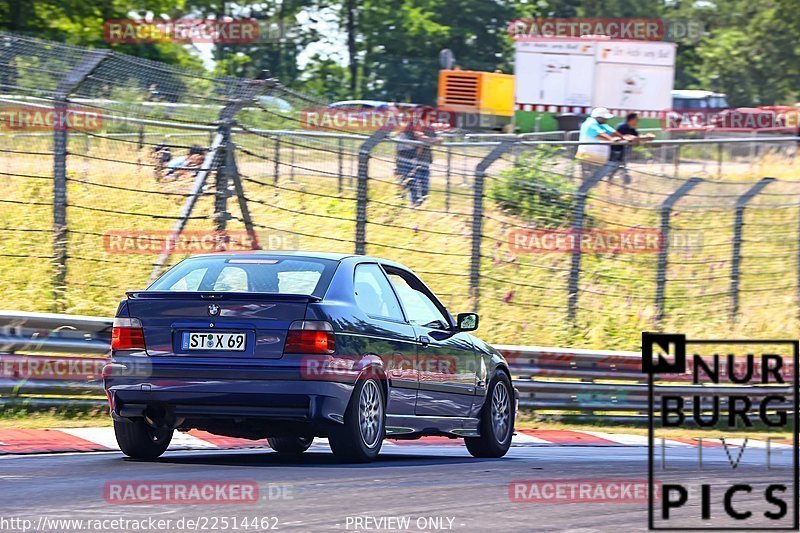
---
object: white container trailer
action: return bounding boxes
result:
[514,38,676,118]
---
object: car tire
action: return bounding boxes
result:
[114,419,173,460]
[267,436,314,455]
[465,372,514,459]
[329,378,384,463]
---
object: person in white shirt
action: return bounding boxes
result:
[575,107,634,183]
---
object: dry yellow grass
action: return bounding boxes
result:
[1,135,799,351]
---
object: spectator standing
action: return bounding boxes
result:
[395,120,418,190]
[608,112,655,184]
[575,107,628,183]
[411,116,441,207]
[395,108,442,207]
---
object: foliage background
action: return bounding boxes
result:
[0,0,797,106]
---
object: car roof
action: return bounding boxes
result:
[184,250,410,269]
[329,100,391,108]
[188,250,356,261]
[671,90,727,98]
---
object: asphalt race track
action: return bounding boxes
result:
[1,438,793,532]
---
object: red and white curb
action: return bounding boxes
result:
[0,428,791,456]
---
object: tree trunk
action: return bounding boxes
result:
[345,0,357,94]
[8,0,25,31]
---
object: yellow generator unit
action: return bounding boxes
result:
[437,69,515,130]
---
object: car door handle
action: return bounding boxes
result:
[418,336,430,347]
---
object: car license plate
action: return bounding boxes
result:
[182,332,246,351]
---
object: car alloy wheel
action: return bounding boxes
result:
[491,380,511,443]
[358,379,383,449]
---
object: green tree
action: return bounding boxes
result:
[689,0,798,105]
[298,54,352,100]
[0,0,203,68]
[353,0,519,104]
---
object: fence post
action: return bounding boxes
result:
[717,142,723,180]
[355,128,393,255]
[338,136,344,194]
[226,137,260,250]
[655,177,703,324]
[213,121,234,248]
[797,199,800,318]
[51,49,111,311]
[470,141,514,311]
[672,143,681,178]
[289,135,295,182]
[445,146,452,213]
[730,177,775,319]
[566,168,607,325]
[274,134,281,183]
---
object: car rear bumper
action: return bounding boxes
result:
[109,381,352,424]
[105,358,355,425]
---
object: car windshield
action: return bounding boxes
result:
[148,256,337,297]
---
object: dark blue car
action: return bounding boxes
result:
[104,251,516,462]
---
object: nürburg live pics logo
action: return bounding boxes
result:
[643,332,799,530]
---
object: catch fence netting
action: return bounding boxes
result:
[1,30,799,348]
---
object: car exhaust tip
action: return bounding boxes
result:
[143,406,182,429]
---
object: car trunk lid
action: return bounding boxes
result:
[125,291,317,358]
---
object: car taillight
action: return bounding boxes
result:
[111,317,146,351]
[284,320,335,354]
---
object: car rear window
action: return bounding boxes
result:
[148,256,338,297]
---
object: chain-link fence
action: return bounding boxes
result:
[2,31,799,349]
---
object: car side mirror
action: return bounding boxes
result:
[456,312,478,332]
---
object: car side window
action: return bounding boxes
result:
[386,272,449,330]
[353,264,405,321]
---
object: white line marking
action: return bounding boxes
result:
[57,427,218,450]
[511,432,553,444]
[576,431,652,446]
[168,431,219,449]
[55,428,116,450]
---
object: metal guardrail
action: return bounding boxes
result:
[0,311,112,355]
[0,312,110,407]
[0,312,789,419]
